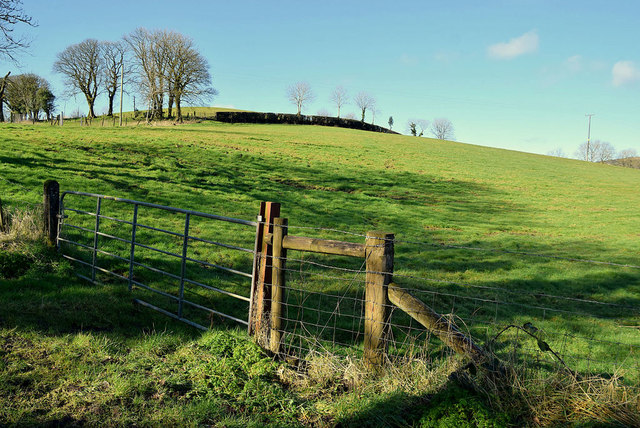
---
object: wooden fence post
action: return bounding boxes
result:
[249,201,280,346]
[43,180,60,246]
[364,231,394,367]
[270,217,288,355]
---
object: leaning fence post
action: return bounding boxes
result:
[43,180,60,246]
[270,217,288,355]
[364,231,394,367]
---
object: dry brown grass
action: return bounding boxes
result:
[275,342,640,426]
[527,373,640,427]
[277,349,464,401]
[0,205,44,250]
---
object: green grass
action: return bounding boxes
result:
[1,119,639,425]
[59,106,248,124]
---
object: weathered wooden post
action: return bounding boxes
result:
[249,201,280,347]
[270,217,288,354]
[43,180,60,246]
[0,197,6,233]
[364,231,394,367]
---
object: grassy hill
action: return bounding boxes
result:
[1,120,639,426]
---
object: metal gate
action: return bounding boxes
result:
[57,191,259,330]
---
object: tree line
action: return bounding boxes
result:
[51,28,216,122]
[0,7,216,123]
[286,81,455,140]
[0,71,54,122]
[546,141,638,166]
[287,82,381,124]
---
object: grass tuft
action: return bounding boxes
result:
[0,205,44,250]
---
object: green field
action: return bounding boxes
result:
[1,119,639,426]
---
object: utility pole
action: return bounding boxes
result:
[585,113,595,162]
[119,53,124,126]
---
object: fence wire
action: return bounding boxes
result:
[263,223,640,389]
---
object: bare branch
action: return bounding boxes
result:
[430,118,455,140]
[53,39,102,118]
[330,86,347,118]
[287,81,314,115]
[353,91,375,122]
[0,0,36,61]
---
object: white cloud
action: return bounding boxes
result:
[488,30,539,60]
[612,61,640,87]
[433,51,460,64]
[400,53,418,66]
[564,55,582,72]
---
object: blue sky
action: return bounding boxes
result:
[6,0,640,156]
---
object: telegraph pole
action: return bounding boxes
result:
[585,114,595,161]
[119,53,124,127]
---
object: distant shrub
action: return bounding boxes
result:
[215,111,398,134]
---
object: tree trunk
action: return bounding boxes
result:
[176,96,182,123]
[167,94,174,119]
[107,89,116,116]
[154,93,164,119]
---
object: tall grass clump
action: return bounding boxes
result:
[0,205,43,247]
[0,204,58,280]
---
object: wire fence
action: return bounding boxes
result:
[264,222,640,388]
[2,178,638,388]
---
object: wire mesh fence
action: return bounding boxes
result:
[264,221,640,388]
[4,178,637,389]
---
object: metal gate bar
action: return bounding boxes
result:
[57,191,258,330]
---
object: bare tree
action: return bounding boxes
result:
[388,116,393,130]
[165,31,216,122]
[575,139,616,163]
[53,39,102,118]
[416,119,429,137]
[126,28,216,122]
[371,106,381,125]
[431,118,455,140]
[354,91,375,122]
[546,148,567,158]
[593,141,616,163]
[344,112,356,120]
[407,119,428,136]
[101,40,129,117]
[287,81,314,115]
[330,86,347,118]
[125,28,165,120]
[0,0,35,61]
[316,108,329,117]
[575,142,591,161]
[618,148,638,167]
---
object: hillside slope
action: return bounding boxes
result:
[2,121,638,260]
[1,121,638,426]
